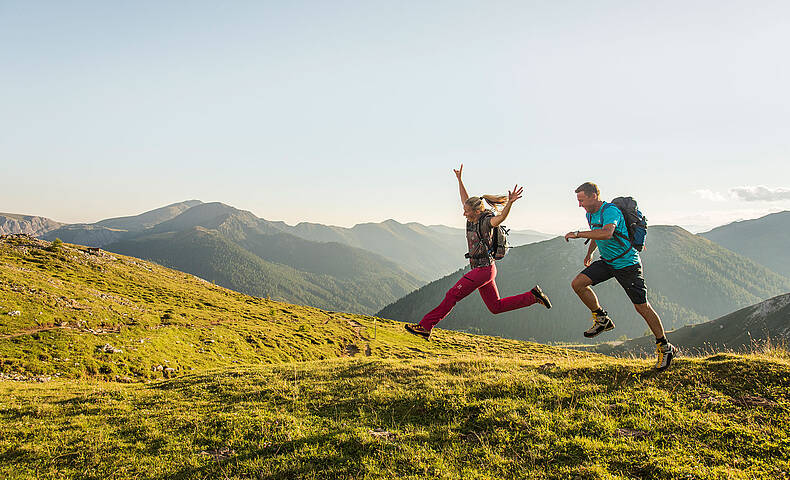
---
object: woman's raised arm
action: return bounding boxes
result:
[454,164,469,205]
[490,185,523,227]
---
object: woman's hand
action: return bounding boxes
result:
[490,185,523,227]
[507,185,523,203]
[453,164,463,181]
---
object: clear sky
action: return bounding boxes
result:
[2,0,788,234]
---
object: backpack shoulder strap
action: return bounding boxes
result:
[466,212,495,259]
[477,211,494,243]
[605,203,631,243]
[589,202,610,228]
[592,203,633,262]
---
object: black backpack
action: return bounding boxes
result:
[465,212,510,261]
[586,197,648,261]
[610,196,648,251]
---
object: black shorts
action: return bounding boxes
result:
[581,260,647,305]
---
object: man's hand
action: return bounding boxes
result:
[453,164,463,181]
[584,253,593,267]
[564,231,579,242]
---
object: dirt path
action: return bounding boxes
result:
[344,319,372,357]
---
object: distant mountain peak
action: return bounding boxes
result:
[93,200,205,231]
[702,210,790,234]
[0,213,63,236]
[701,210,790,277]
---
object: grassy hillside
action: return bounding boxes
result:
[2,235,789,479]
[378,226,790,343]
[701,210,790,278]
[599,292,790,357]
[2,354,789,479]
[0,234,572,381]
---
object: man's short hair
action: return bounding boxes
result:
[575,182,600,197]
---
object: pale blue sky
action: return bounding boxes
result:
[2,0,788,233]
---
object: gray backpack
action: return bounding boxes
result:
[470,212,509,260]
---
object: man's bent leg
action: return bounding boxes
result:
[571,274,601,311]
[574,263,616,338]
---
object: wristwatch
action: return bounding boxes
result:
[575,230,580,238]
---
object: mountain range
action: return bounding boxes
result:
[67,202,423,315]
[5,202,542,314]
[23,201,550,282]
[0,213,63,236]
[701,210,790,278]
[264,218,549,281]
[598,292,790,356]
[377,225,790,343]
[6,204,790,341]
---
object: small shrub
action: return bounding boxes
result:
[48,238,64,253]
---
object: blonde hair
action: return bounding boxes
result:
[465,194,507,213]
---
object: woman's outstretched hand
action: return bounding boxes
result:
[453,164,463,181]
[508,185,524,203]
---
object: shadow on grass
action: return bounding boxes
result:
[148,355,790,416]
[165,432,385,480]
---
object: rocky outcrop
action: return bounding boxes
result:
[0,213,63,236]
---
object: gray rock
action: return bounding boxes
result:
[101,344,123,354]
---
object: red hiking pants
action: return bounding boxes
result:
[419,263,537,331]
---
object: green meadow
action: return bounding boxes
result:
[1,237,789,479]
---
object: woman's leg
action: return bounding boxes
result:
[478,264,538,314]
[419,266,494,330]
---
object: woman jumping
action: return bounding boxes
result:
[405,164,552,340]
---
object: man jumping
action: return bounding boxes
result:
[564,182,678,371]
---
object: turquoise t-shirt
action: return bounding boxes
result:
[586,202,641,269]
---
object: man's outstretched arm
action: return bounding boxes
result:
[565,223,615,241]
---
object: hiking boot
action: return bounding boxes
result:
[655,342,678,371]
[405,323,431,340]
[583,311,614,338]
[531,285,552,309]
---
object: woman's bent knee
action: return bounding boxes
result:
[485,303,504,314]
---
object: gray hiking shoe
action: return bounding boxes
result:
[583,311,614,338]
[655,342,678,371]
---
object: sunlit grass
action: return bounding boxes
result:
[2,237,789,479]
[2,353,788,479]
